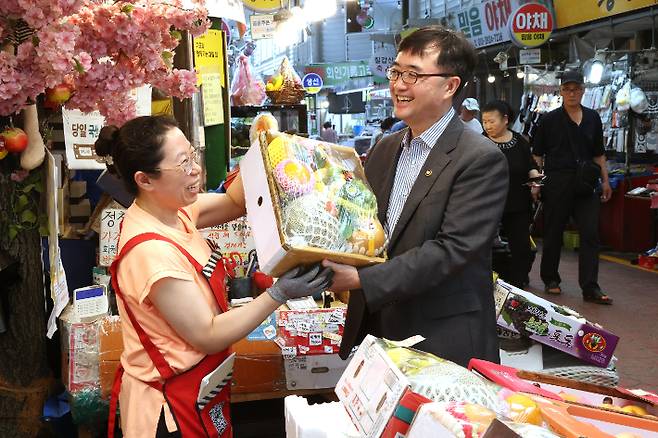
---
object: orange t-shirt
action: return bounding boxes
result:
[116,201,220,437]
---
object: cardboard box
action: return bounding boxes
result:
[335,335,410,438]
[533,395,658,437]
[470,359,657,415]
[496,280,619,367]
[284,353,350,390]
[277,307,346,356]
[99,316,123,399]
[231,337,286,395]
[242,136,385,277]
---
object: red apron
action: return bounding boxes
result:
[107,231,233,438]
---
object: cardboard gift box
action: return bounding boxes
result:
[380,388,432,438]
[335,335,411,438]
[242,132,386,277]
[470,359,657,417]
[495,280,619,367]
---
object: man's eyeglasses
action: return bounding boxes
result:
[155,149,200,176]
[386,68,456,85]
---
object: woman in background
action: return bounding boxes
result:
[482,100,542,288]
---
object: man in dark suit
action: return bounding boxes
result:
[323,27,509,367]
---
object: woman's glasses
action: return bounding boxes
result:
[155,149,199,176]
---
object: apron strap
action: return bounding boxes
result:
[110,232,206,379]
[107,365,125,438]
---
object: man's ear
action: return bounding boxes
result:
[134,171,155,192]
[445,76,462,98]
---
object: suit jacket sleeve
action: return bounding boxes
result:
[358,146,509,313]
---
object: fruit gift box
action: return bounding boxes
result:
[242,115,387,277]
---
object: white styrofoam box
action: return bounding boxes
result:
[500,342,544,372]
[284,354,351,391]
[284,396,359,438]
[334,335,410,438]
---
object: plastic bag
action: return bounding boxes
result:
[230,55,266,106]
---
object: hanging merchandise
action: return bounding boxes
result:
[265,57,305,105]
[616,80,631,112]
[230,55,267,106]
[630,87,649,114]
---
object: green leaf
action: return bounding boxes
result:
[34,181,44,193]
[21,209,37,224]
[39,224,49,236]
[16,194,29,211]
[170,30,182,41]
[121,4,134,14]
[8,225,19,241]
[21,184,35,193]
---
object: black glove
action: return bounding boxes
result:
[267,264,334,303]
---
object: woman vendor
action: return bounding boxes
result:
[95,115,332,437]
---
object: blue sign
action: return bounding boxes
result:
[302,73,323,94]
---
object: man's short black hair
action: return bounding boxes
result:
[398,26,476,95]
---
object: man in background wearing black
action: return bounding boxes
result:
[532,70,613,304]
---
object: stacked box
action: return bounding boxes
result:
[276,307,346,356]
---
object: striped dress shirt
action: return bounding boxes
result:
[385,108,456,237]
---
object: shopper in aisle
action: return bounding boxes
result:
[531,70,613,304]
[323,26,509,367]
[460,97,484,133]
[482,100,542,288]
[369,116,398,149]
[320,121,338,143]
[95,115,332,438]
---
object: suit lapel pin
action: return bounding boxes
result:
[425,169,432,177]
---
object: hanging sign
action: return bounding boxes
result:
[250,14,275,39]
[193,29,226,126]
[519,48,541,65]
[369,44,397,80]
[509,3,554,48]
[99,208,126,267]
[553,0,656,29]
[302,73,323,94]
[453,0,518,48]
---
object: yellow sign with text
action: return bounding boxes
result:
[193,29,225,88]
[553,0,657,28]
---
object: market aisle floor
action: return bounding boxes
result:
[526,243,658,392]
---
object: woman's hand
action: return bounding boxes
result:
[267,265,334,303]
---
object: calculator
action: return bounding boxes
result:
[73,285,108,320]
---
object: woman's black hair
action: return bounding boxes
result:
[481,100,514,125]
[323,121,332,129]
[398,26,477,95]
[94,115,179,195]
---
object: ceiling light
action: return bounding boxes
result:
[487,74,496,83]
[587,60,604,84]
[516,68,525,79]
